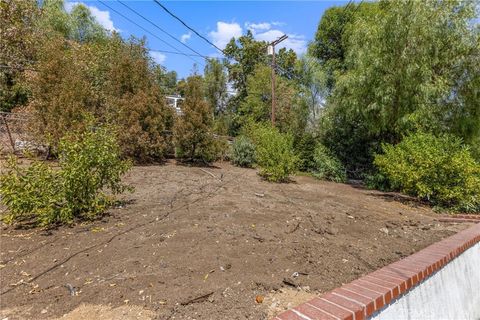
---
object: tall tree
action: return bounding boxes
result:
[0,0,38,112]
[173,75,217,162]
[37,0,71,38]
[223,30,267,100]
[204,58,228,116]
[309,2,378,92]
[239,65,306,135]
[320,0,480,173]
[69,3,107,43]
[153,65,177,94]
[295,56,328,131]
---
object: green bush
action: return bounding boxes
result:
[363,171,392,192]
[312,144,347,183]
[374,133,480,212]
[251,126,298,182]
[0,124,132,226]
[295,133,317,172]
[231,136,256,167]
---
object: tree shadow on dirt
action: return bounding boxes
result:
[348,182,429,209]
[369,192,429,209]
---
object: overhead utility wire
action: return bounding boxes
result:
[147,49,204,58]
[98,0,204,66]
[117,1,208,59]
[152,0,225,55]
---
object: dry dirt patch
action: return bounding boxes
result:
[0,162,471,319]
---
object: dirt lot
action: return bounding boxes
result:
[0,162,471,319]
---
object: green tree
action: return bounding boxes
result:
[321,0,480,174]
[295,56,328,130]
[224,31,268,100]
[37,0,71,38]
[0,0,38,112]
[174,75,217,163]
[154,67,177,95]
[204,58,228,116]
[239,64,306,134]
[309,2,376,91]
[69,3,107,43]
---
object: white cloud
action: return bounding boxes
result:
[150,51,166,64]
[180,32,192,43]
[271,21,286,27]
[243,21,307,54]
[245,22,271,32]
[88,6,117,32]
[65,2,118,32]
[255,29,307,54]
[209,21,243,50]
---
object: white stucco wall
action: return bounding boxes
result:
[370,242,480,320]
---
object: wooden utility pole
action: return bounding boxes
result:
[268,34,288,126]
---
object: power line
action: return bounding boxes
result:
[152,0,225,55]
[98,0,204,66]
[148,49,204,58]
[117,1,208,59]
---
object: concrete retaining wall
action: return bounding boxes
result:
[274,223,480,320]
[371,242,480,320]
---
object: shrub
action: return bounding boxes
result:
[363,171,392,192]
[374,133,480,212]
[0,124,131,226]
[231,136,256,167]
[174,75,218,163]
[295,133,317,172]
[251,125,298,182]
[312,144,347,183]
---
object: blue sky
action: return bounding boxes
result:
[66,1,350,78]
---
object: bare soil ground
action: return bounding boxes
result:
[0,162,471,320]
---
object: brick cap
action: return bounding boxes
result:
[274,223,480,320]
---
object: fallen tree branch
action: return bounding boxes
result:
[180,291,214,305]
[199,168,221,181]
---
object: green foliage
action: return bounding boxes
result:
[250,125,298,182]
[0,124,131,226]
[204,58,228,116]
[174,75,218,163]
[295,57,328,131]
[317,0,479,176]
[231,136,256,167]
[375,133,480,212]
[38,0,71,38]
[154,67,177,95]
[38,0,106,43]
[68,3,107,43]
[239,65,305,133]
[312,144,346,183]
[0,0,38,112]
[224,31,268,99]
[363,171,392,192]
[295,133,317,172]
